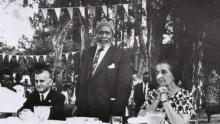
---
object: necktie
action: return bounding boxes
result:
[41,95,44,102]
[92,48,103,72]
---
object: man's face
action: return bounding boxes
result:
[132,74,138,81]
[35,70,52,94]
[143,73,150,83]
[96,26,113,46]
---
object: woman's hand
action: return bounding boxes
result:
[157,86,169,102]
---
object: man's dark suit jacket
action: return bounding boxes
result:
[134,83,146,115]
[77,45,132,122]
[17,89,66,120]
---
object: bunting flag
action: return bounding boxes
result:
[102,5,108,16]
[43,55,47,62]
[47,0,56,5]
[67,7,73,19]
[89,6,96,17]
[8,55,12,62]
[65,53,69,60]
[142,0,147,12]
[112,5,118,14]
[79,7,85,18]
[2,53,6,61]
[16,55,20,62]
[122,4,129,14]
[29,55,34,59]
[54,8,61,20]
[23,56,27,60]
[36,56,40,62]
[41,8,48,19]
[72,52,77,56]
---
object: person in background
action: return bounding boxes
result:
[61,86,76,104]
[0,67,15,92]
[17,64,66,120]
[133,71,156,116]
[132,70,142,87]
[138,60,195,124]
[77,18,132,122]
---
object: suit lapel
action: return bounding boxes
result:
[87,46,97,78]
[92,46,115,77]
[44,90,53,103]
[35,91,41,103]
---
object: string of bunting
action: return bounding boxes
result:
[0,51,78,63]
[38,3,135,20]
[38,2,147,49]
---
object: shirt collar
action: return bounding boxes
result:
[97,43,111,50]
[40,89,50,99]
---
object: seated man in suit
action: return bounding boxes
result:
[133,71,157,116]
[17,64,66,121]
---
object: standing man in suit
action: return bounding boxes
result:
[133,71,154,115]
[76,18,132,122]
[17,64,66,121]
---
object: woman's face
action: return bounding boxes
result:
[156,63,175,86]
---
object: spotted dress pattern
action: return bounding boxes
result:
[141,88,195,123]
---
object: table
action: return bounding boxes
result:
[0,117,110,124]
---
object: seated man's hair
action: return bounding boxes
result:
[33,63,52,78]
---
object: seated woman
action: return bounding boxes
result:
[138,60,195,124]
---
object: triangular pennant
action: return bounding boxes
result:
[41,8,48,19]
[54,8,61,20]
[43,55,47,61]
[23,56,27,60]
[8,55,12,62]
[67,7,73,19]
[89,6,96,17]
[2,53,6,61]
[47,0,56,5]
[29,55,33,59]
[16,55,20,62]
[36,55,40,62]
[79,7,85,18]
[142,0,147,12]
[65,53,70,60]
[112,5,118,14]
[102,5,108,16]
[72,52,77,56]
[122,4,129,14]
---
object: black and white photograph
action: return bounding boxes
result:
[0,0,220,124]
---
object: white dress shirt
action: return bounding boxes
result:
[143,83,149,100]
[39,89,50,101]
[92,44,111,75]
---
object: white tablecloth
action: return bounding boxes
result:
[0,117,110,124]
